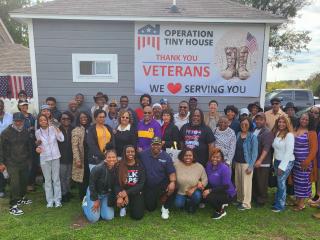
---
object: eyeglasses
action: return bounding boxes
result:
[121,116,129,119]
[109,105,117,107]
[144,112,152,114]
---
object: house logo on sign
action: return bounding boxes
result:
[137,24,160,51]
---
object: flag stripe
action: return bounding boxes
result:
[138,36,141,50]
[152,37,155,47]
[156,37,160,50]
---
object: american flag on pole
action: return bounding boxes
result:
[246,32,258,53]
[137,24,160,51]
[0,75,33,98]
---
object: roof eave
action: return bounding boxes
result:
[10,13,286,25]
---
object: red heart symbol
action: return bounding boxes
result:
[167,83,182,94]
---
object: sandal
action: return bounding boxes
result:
[292,205,306,212]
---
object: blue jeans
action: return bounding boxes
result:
[82,188,114,223]
[175,190,202,209]
[273,160,294,211]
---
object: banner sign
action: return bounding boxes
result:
[134,22,265,97]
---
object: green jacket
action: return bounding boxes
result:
[0,125,32,167]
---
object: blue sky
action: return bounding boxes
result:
[267,0,320,81]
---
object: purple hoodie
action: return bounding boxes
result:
[206,162,236,198]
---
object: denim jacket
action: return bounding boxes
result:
[236,131,258,170]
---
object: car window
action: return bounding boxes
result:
[295,91,309,101]
[278,91,293,101]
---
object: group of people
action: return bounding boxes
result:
[0,91,320,221]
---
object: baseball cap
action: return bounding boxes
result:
[255,112,266,119]
[152,103,161,109]
[13,112,24,121]
[240,108,250,116]
[151,136,162,145]
[160,98,168,104]
[18,100,29,106]
[40,104,50,111]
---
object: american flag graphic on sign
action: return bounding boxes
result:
[0,75,33,98]
[246,32,258,53]
[137,24,160,51]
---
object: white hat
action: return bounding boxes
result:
[152,103,161,109]
[240,108,250,116]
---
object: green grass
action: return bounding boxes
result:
[0,187,320,240]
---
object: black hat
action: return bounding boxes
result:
[224,105,238,115]
[247,101,262,112]
[189,97,198,102]
[93,92,108,102]
[270,97,281,104]
[283,102,298,112]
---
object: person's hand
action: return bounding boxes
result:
[118,191,127,199]
[202,189,211,199]
[254,160,262,168]
[166,182,175,195]
[301,161,309,171]
[186,187,196,197]
[245,168,252,175]
[35,140,42,146]
[124,195,129,205]
[116,197,124,208]
[197,181,204,190]
[0,164,6,173]
[36,146,42,154]
[92,200,100,212]
[137,147,143,152]
[277,168,284,176]
[76,160,82,168]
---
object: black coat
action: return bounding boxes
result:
[114,126,137,157]
[58,126,74,164]
[86,124,115,165]
[162,122,180,149]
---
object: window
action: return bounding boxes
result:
[278,91,293,101]
[295,91,309,101]
[72,54,118,83]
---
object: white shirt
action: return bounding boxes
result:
[35,126,64,162]
[272,132,295,171]
[0,112,13,134]
[174,112,190,130]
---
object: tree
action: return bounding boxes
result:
[237,0,312,68]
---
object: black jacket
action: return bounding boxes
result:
[0,125,32,167]
[114,126,137,157]
[89,162,117,202]
[86,124,115,165]
[58,126,74,164]
[162,122,180,150]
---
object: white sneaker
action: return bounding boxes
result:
[161,206,169,220]
[55,202,62,208]
[120,207,126,217]
[46,202,54,208]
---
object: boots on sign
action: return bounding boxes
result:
[221,47,237,80]
[237,46,250,80]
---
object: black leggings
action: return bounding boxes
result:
[144,185,175,211]
[127,192,144,220]
[206,191,234,212]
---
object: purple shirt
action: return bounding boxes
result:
[137,119,161,150]
[206,162,236,198]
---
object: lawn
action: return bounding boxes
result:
[0,187,319,240]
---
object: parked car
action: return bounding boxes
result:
[265,89,314,111]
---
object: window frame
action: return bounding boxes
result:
[72,54,118,83]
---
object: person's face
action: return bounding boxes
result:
[19,94,27,101]
[125,146,135,162]
[161,103,168,110]
[255,116,266,129]
[192,110,201,126]
[95,112,106,124]
[183,151,194,165]
[286,107,295,117]
[0,102,4,112]
[310,107,320,120]
[143,106,153,122]
[240,119,250,133]
[209,102,218,113]
[153,106,162,118]
[272,101,280,112]
[278,118,287,131]
[251,106,259,116]
[75,95,84,105]
[79,113,88,126]
[179,103,189,116]
[120,97,129,109]
[211,152,222,166]
[46,100,56,110]
[141,97,150,107]
[162,113,171,124]
[39,116,48,128]
[69,103,77,112]
[109,104,117,113]
[218,118,228,131]
[189,99,197,110]
[14,120,24,129]
[151,143,162,156]
[20,104,28,113]
[96,98,104,107]
[226,110,236,120]
[104,151,117,169]
[299,114,309,128]
[60,114,71,127]
[41,109,51,119]
[120,112,130,125]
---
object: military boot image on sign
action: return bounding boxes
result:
[237,46,250,80]
[221,47,237,80]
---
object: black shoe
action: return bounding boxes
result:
[17,197,32,206]
[187,204,196,214]
[61,195,70,203]
[212,210,226,220]
[312,195,319,202]
[9,205,24,216]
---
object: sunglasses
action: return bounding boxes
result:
[121,116,129,119]
[144,112,152,114]
[109,105,117,107]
